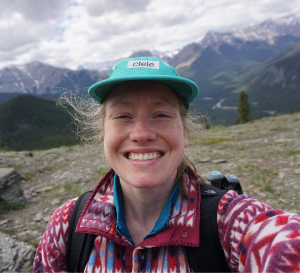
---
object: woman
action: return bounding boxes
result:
[33,57,300,272]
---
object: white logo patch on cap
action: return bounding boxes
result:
[127,60,159,69]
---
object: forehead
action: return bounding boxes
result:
[105,81,181,108]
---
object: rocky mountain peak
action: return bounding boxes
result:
[200,12,300,50]
[277,11,300,25]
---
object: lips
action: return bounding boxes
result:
[127,152,162,161]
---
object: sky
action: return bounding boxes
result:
[1,0,300,70]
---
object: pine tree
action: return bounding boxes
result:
[235,90,252,124]
[201,115,211,129]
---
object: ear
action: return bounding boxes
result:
[184,129,189,148]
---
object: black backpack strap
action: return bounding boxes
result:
[185,183,231,272]
[66,191,96,273]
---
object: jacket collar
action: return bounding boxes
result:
[76,168,201,247]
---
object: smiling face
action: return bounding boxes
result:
[103,81,188,193]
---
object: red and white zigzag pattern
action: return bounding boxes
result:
[218,191,300,272]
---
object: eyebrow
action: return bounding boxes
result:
[109,99,178,109]
[153,100,178,108]
[108,100,131,109]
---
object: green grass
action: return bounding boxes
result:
[234,146,248,151]
[24,237,40,248]
[94,167,111,176]
[202,137,236,145]
[52,154,60,159]
[24,172,37,183]
[49,179,86,198]
[0,201,26,214]
[251,166,276,193]
[21,265,33,272]
[66,146,75,151]
[286,150,300,157]
[12,162,25,171]
[270,126,293,131]
[38,165,57,173]
[0,227,17,236]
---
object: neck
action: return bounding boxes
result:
[124,187,171,219]
[120,182,176,245]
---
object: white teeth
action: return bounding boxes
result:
[128,152,161,161]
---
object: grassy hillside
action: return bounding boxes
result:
[226,41,300,113]
[0,95,77,150]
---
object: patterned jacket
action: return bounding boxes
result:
[33,169,300,272]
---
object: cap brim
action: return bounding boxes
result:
[88,75,199,105]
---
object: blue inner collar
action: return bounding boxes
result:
[113,173,180,246]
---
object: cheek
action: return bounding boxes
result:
[103,136,110,163]
[164,125,187,150]
[103,125,116,159]
[184,130,189,148]
[103,124,124,158]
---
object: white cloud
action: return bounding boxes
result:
[84,0,152,16]
[0,0,300,69]
[0,0,71,21]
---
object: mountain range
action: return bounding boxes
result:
[0,62,107,104]
[1,12,300,125]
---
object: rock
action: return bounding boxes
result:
[43,207,50,213]
[294,169,300,175]
[257,192,266,198]
[199,158,212,163]
[224,162,237,169]
[17,231,28,238]
[278,172,286,179]
[279,198,288,204]
[288,209,299,214]
[0,151,33,157]
[0,231,36,272]
[50,198,60,206]
[33,213,43,222]
[212,159,227,164]
[18,151,33,157]
[35,186,53,193]
[43,215,51,222]
[0,219,11,226]
[0,168,26,202]
[18,226,27,232]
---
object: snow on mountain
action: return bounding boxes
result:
[200,11,300,50]
[277,11,300,25]
[0,62,107,95]
[0,62,51,94]
[169,12,300,69]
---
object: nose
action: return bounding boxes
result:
[129,117,156,143]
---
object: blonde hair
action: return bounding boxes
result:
[58,89,205,198]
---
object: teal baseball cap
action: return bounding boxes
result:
[88,56,199,107]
